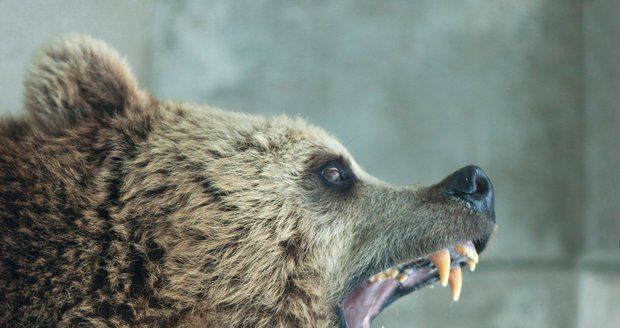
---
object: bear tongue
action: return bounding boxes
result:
[343,268,432,328]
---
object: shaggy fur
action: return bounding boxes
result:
[0,36,495,327]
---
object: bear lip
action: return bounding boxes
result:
[340,240,485,328]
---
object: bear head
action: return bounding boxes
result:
[14,36,496,327]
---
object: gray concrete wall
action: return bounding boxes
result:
[0,1,618,327]
[0,0,154,114]
[579,0,620,326]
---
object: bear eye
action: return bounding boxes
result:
[322,166,343,183]
[317,160,355,191]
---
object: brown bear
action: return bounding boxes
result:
[0,36,496,328]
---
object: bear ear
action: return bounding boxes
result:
[24,35,146,131]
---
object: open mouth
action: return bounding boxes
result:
[340,165,496,328]
[341,240,481,328]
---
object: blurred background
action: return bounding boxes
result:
[0,1,618,327]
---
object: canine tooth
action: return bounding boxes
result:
[448,267,462,301]
[396,274,408,283]
[386,268,399,279]
[428,249,450,287]
[467,259,477,272]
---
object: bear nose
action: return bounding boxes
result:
[442,165,494,216]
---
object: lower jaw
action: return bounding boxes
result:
[341,264,436,328]
[340,241,479,328]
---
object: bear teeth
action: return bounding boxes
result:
[367,242,480,302]
[385,268,399,279]
[367,269,405,283]
[396,273,408,283]
[449,266,463,301]
[455,242,479,271]
[368,272,387,283]
[428,249,451,287]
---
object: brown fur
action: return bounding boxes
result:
[0,36,495,327]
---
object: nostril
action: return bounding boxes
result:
[474,174,489,196]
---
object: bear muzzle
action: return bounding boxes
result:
[340,165,497,328]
